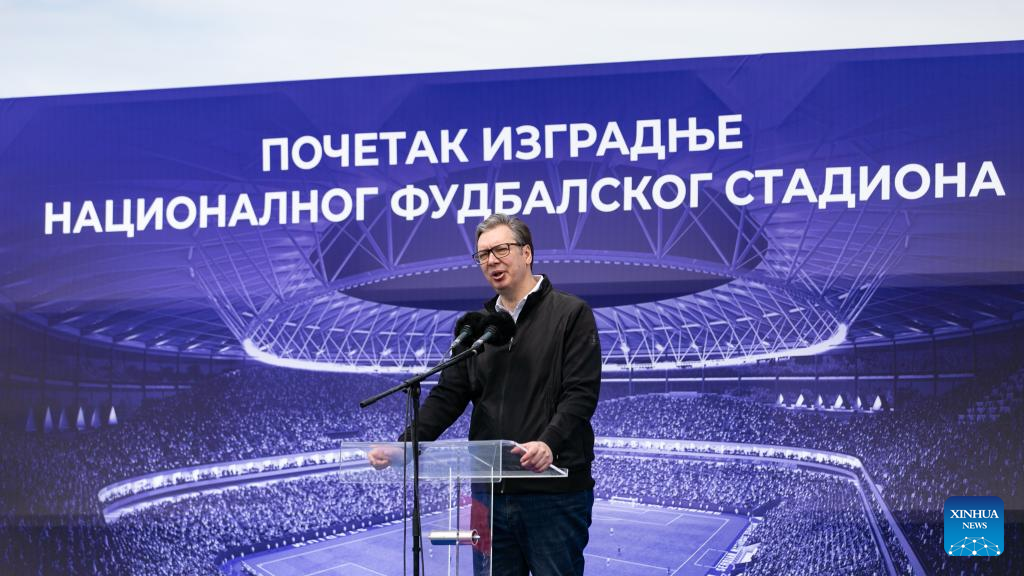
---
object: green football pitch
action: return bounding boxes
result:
[227,500,749,576]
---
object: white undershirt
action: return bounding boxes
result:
[495,275,544,323]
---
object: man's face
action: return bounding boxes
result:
[476,224,532,296]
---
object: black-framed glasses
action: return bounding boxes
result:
[472,242,524,264]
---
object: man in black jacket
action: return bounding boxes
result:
[370,214,602,575]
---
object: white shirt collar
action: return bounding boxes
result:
[495,275,544,323]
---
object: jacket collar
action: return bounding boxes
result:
[485,273,552,320]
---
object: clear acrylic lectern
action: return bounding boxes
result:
[337,440,566,576]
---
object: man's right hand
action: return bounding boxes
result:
[367,445,403,470]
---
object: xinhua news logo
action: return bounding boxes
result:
[944,496,1004,557]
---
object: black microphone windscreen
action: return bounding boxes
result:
[480,311,516,346]
[453,311,487,337]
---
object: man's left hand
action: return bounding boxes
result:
[512,441,553,473]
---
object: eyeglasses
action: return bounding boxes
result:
[472,242,524,264]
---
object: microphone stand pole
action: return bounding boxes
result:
[359,346,481,576]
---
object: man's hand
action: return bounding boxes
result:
[367,445,403,470]
[511,441,553,473]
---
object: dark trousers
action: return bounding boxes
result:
[474,490,593,576]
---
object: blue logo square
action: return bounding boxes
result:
[944,496,1004,557]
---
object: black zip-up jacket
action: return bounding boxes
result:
[412,275,601,493]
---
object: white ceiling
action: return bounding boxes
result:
[1,0,1021,98]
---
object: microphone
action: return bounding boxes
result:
[470,311,516,350]
[449,312,486,355]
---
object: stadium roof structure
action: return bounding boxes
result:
[4,171,1021,372]
[189,168,907,372]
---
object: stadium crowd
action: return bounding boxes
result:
[108,473,454,576]
[592,391,1022,575]
[593,456,885,574]
[2,363,1021,575]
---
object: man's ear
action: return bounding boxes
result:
[523,244,533,267]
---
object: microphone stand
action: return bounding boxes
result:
[359,345,483,576]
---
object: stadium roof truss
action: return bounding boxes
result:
[190,161,911,373]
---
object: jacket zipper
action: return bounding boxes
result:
[498,336,511,494]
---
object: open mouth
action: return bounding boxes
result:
[489,270,507,282]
